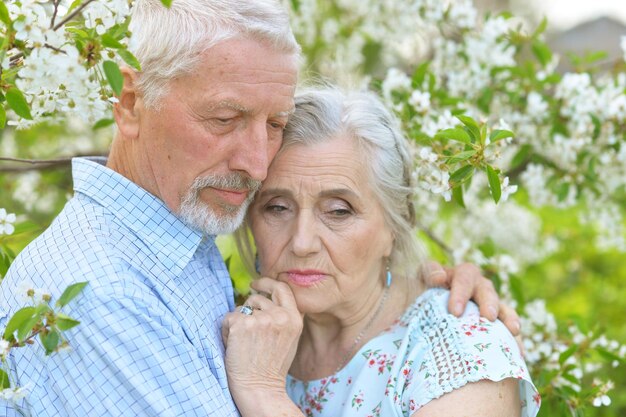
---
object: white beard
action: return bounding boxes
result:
[178,173,260,235]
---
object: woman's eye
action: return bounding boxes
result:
[266,204,288,213]
[329,208,351,216]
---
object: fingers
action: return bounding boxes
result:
[472,278,500,322]
[447,263,485,317]
[250,277,299,312]
[497,302,521,336]
[240,293,276,311]
[423,261,450,287]
[221,312,233,346]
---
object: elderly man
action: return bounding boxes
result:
[0,0,513,416]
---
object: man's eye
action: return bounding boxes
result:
[215,118,234,125]
[268,121,285,130]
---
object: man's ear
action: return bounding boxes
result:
[113,67,141,140]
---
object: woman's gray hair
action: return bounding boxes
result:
[237,87,425,283]
[128,0,300,108]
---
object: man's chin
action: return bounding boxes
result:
[178,200,248,235]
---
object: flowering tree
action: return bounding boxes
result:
[0,0,625,415]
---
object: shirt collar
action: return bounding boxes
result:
[71,157,207,276]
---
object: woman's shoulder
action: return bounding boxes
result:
[392,288,540,416]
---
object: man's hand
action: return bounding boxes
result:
[424,261,521,337]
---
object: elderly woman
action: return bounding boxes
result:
[222,88,540,417]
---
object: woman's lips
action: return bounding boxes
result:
[286,270,327,287]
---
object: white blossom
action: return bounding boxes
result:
[382,67,412,100]
[0,209,17,236]
[526,92,549,120]
[593,395,611,407]
[499,177,518,202]
[408,90,431,113]
[0,339,10,359]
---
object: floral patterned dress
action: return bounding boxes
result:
[286,288,540,417]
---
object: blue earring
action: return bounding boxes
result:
[255,253,260,274]
[386,262,392,287]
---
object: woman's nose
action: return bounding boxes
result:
[290,210,322,257]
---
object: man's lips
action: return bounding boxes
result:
[286,270,327,287]
[210,187,248,206]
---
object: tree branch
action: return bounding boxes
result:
[0,154,107,173]
[53,0,97,31]
[50,0,61,29]
[415,219,453,260]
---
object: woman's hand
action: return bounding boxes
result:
[222,277,304,416]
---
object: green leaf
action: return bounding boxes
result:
[0,369,9,389]
[93,118,115,130]
[160,0,173,7]
[412,62,430,88]
[489,129,514,143]
[10,221,41,236]
[103,60,124,95]
[67,0,83,13]
[40,330,59,355]
[55,313,81,331]
[56,282,89,308]
[456,115,481,142]
[449,165,474,185]
[532,17,548,38]
[596,347,624,363]
[101,33,123,49]
[446,150,476,164]
[6,87,33,120]
[509,274,525,309]
[531,39,552,66]
[510,144,531,168]
[435,127,472,144]
[486,165,501,203]
[65,27,90,39]
[559,344,578,365]
[117,49,141,71]
[555,182,570,202]
[3,307,37,341]
[0,105,6,129]
[0,2,10,26]
[0,251,11,278]
[477,88,493,113]
[590,114,601,140]
[451,185,465,208]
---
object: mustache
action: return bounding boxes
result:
[189,173,262,194]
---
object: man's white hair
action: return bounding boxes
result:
[129,0,300,108]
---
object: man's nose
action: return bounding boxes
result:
[229,121,273,181]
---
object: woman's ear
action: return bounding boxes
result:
[383,231,395,258]
[113,67,141,140]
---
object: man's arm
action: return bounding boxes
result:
[15,281,236,417]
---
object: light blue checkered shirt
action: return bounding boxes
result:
[0,157,239,416]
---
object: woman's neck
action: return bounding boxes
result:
[290,278,416,381]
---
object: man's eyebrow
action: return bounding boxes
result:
[205,100,251,114]
[204,102,294,118]
[273,107,296,118]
